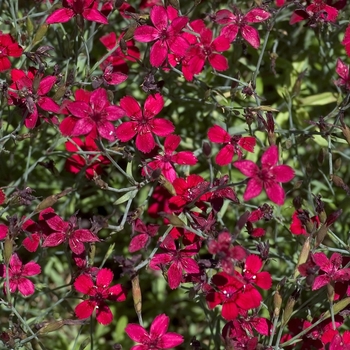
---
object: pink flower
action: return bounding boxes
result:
[133,5,189,67]
[208,125,256,166]
[206,272,262,320]
[216,8,271,48]
[9,68,60,128]
[125,313,184,349]
[129,219,159,253]
[65,137,110,179]
[290,0,338,25]
[233,145,295,205]
[342,24,350,57]
[143,134,197,182]
[74,268,127,325]
[116,93,175,153]
[0,33,23,72]
[242,255,272,290]
[41,210,99,254]
[0,253,41,296]
[60,88,124,141]
[46,0,108,25]
[312,252,350,291]
[150,236,200,289]
[335,58,350,90]
[183,19,230,81]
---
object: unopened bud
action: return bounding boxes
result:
[37,320,64,334]
[315,224,328,247]
[334,158,342,172]
[131,275,142,319]
[341,124,350,145]
[327,282,335,303]
[202,141,211,157]
[35,195,58,212]
[318,210,327,225]
[294,236,310,279]
[273,290,282,318]
[4,238,13,265]
[33,23,48,44]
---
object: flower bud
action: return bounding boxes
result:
[202,141,211,158]
[294,236,310,279]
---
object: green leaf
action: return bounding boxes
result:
[300,92,337,106]
[114,189,138,205]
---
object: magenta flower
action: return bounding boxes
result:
[133,5,189,67]
[74,268,127,325]
[216,8,271,48]
[125,313,184,349]
[149,236,200,289]
[233,145,295,205]
[242,255,272,290]
[116,93,175,153]
[0,253,41,296]
[129,219,159,253]
[9,68,60,128]
[335,58,350,90]
[60,88,124,141]
[143,134,197,182]
[0,33,23,72]
[183,19,230,81]
[46,0,108,25]
[312,252,350,291]
[41,210,100,254]
[208,124,256,166]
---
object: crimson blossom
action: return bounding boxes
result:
[0,33,23,72]
[143,134,197,182]
[60,88,125,141]
[208,124,256,166]
[74,268,127,325]
[133,5,189,67]
[149,236,200,289]
[125,313,184,349]
[46,0,108,25]
[335,58,350,90]
[233,145,295,205]
[115,93,175,153]
[9,68,60,128]
[41,209,99,254]
[0,253,41,296]
[206,271,262,320]
[215,8,271,49]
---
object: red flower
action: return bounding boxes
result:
[233,145,295,205]
[9,68,60,128]
[65,137,110,179]
[74,268,127,325]
[60,88,124,141]
[335,58,350,90]
[183,20,230,81]
[276,0,285,6]
[129,219,159,253]
[206,271,262,320]
[0,253,41,296]
[216,8,271,49]
[149,236,200,289]
[312,252,350,290]
[46,0,108,25]
[125,313,184,349]
[143,134,197,182]
[0,224,7,240]
[0,189,5,205]
[133,5,189,67]
[290,0,338,25]
[99,32,140,74]
[116,93,174,153]
[169,174,210,210]
[41,210,99,254]
[208,125,256,166]
[342,24,350,57]
[242,255,272,290]
[0,33,23,72]
[290,209,320,235]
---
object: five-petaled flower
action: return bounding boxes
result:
[233,145,295,205]
[46,0,108,25]
[116,93,175,153]
[74,268,127,325]
[0,253,41,296]
[0,33,23,72]
[41,209,100,254]
[9,68,60,128]
[60,88,125,141]
[149,236,200,289]
[143,134,197,182]
[312,252,350,291]
[125,313,184,349]
[133,5,189,67]
[215,8,271,48]
[242,255,272,290]
[208,125,256,166]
